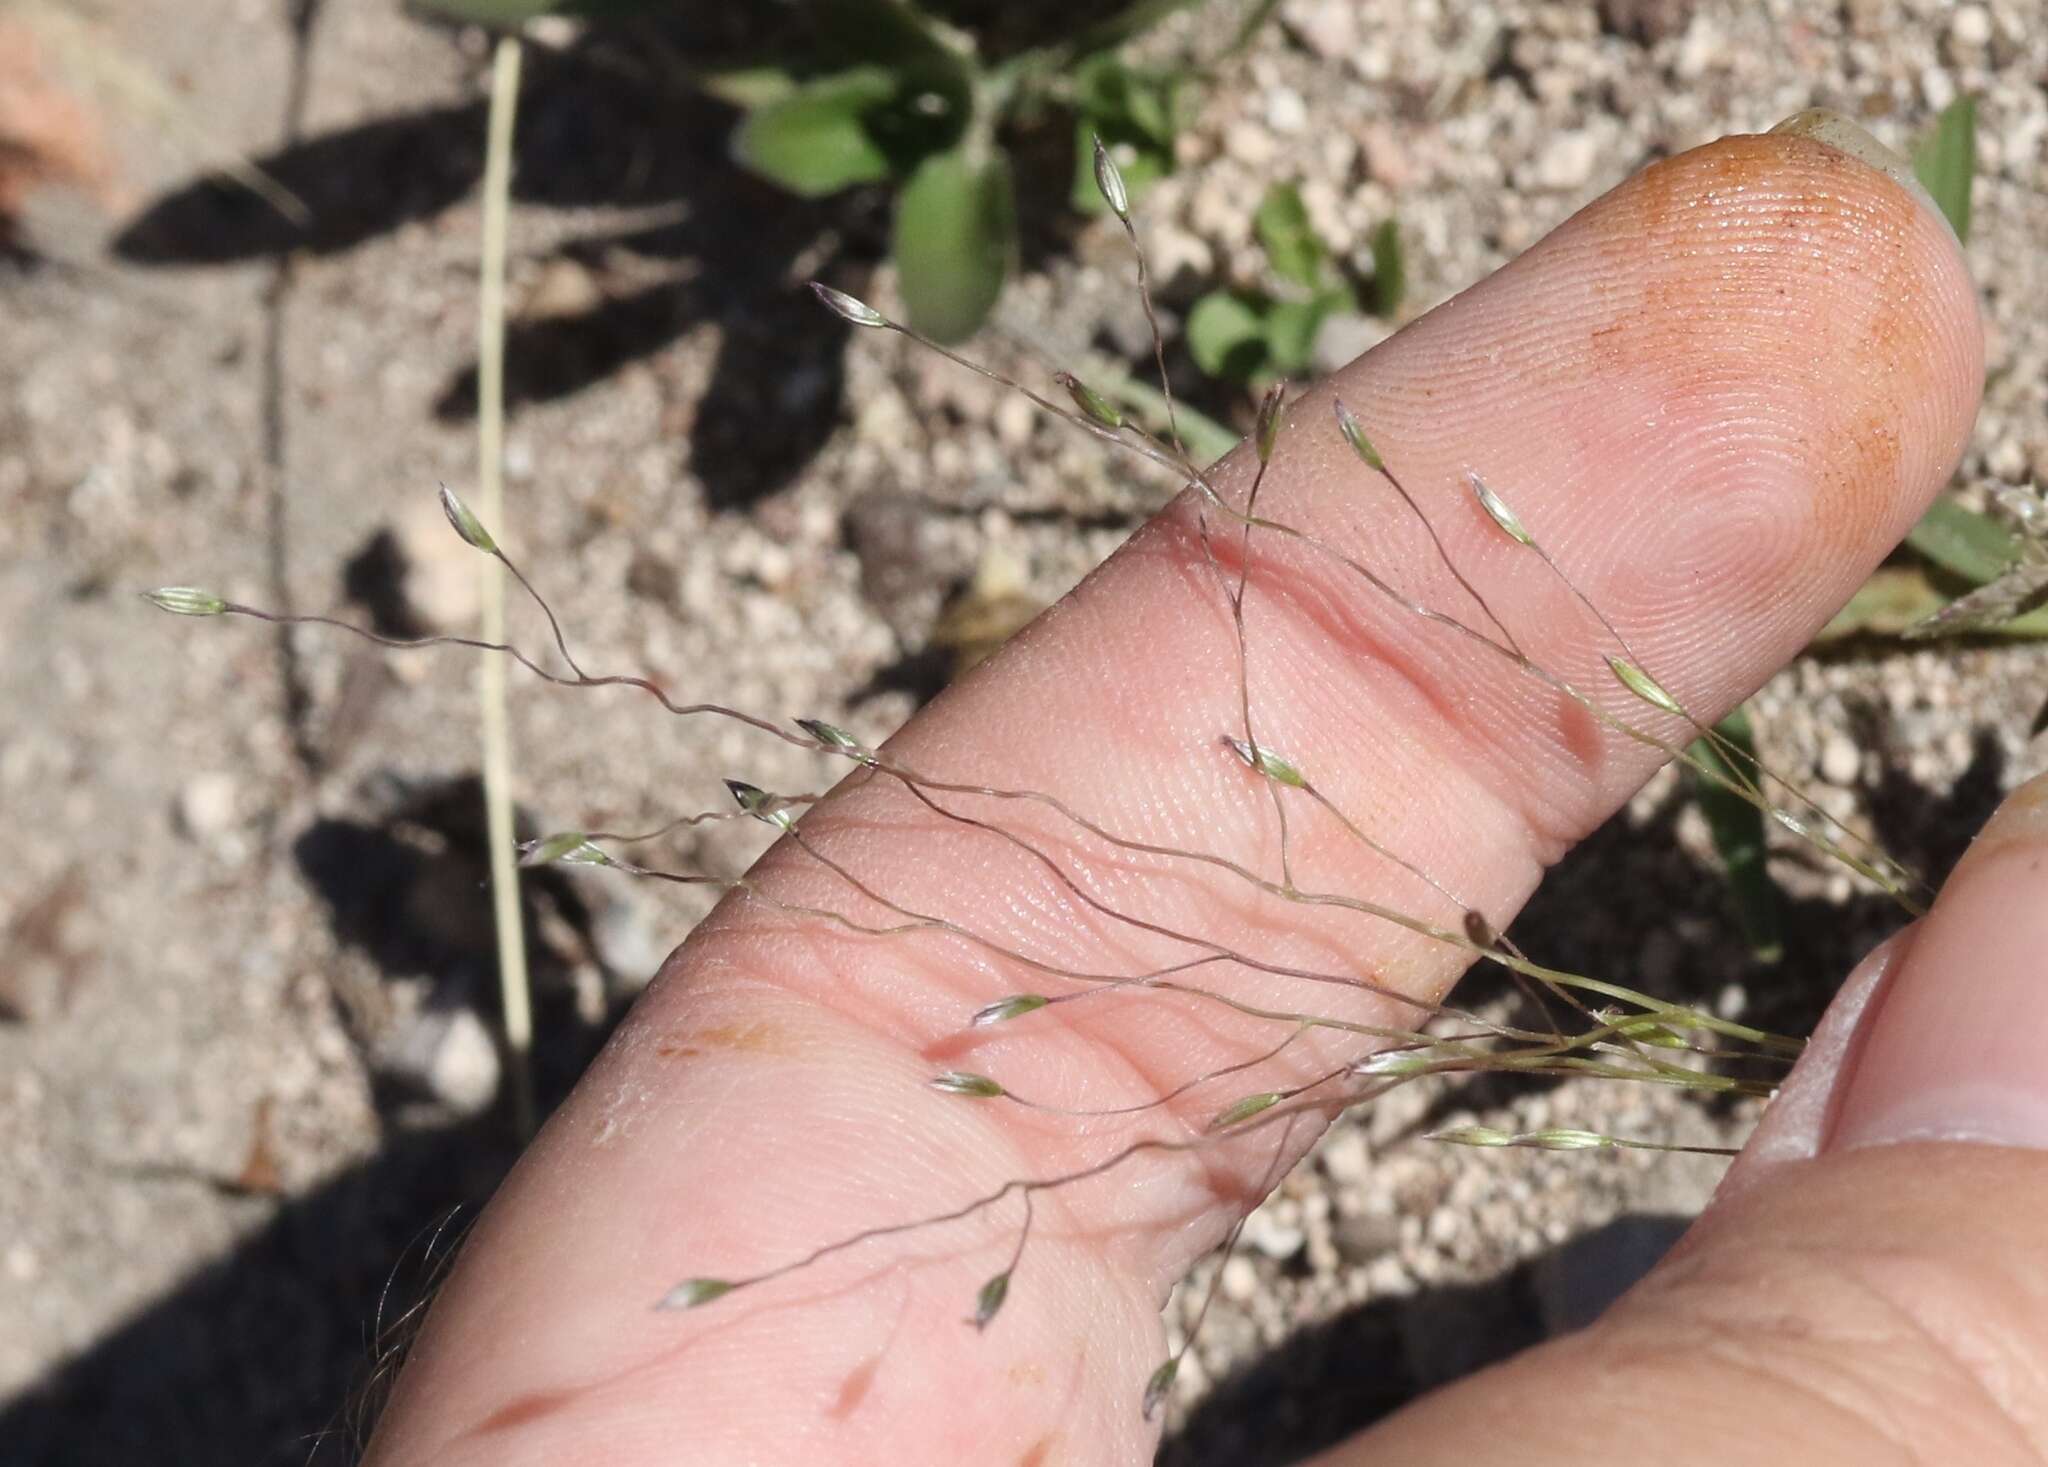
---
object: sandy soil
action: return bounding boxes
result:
[3,1,2045,1463]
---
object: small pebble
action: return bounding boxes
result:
[1597,0,1693,45]
[1986,436,2027,482]
[1241,1203,1306,1260]
[1524,130,1601,191]
[176,772,239,840]
[992,394,1036,453]
[1282,0,1360,62]
[1220,1255,1260,1303]
[1947,4,1992,54]
[1265,86,1308,136]
[1319,1127,1370,1186]
[1819,733,1862,786]
[392,496,483,631]
[1223,119,1280,168]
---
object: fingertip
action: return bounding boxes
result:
[1552,114,1983,550]
[1827,769,2048,1153]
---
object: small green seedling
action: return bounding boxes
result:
[1187,182,1404,387]
[713,0,1256,341]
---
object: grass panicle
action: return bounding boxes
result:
[146,157,1931,1422]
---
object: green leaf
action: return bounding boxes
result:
[1254,182,1324,290]
[1368,216,1406,317]
[1823,560,2048,644]
[1911,94,1976,243]
[1261,296,1327,376]
[1905,495,2021,586]
[731,68,899,198]
[797,2,973,171]
[1185,290,1269,381]
[893,145,1016,342]
[692,66,800,112]
[1904,561,2048,639]
[1687,706,1784,965]
[816,0,965,70]
[1816,566,1950,641]
[1071,55,1185,144]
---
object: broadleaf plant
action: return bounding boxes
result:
[891,141,1017,346]
[1186,181,1402,388]
[728,67,903,198]
[713,0,1264,342]
[417,0,1271,342]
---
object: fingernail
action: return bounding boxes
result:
[1827,771,2048,1152]
[1769,109,1955,239]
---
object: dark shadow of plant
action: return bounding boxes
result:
[113,25,880,511]
[110,1,1246,510]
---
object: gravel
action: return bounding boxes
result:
[3,0,2045,1462]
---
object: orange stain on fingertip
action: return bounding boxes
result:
[1572,132,1950,542]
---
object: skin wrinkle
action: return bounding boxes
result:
[1627,1154,2048,1463]
[1829,1260,2043,1457]
[1148,510,1544,873]
[1176,486,1633,860]
[691,852,1326,1300]
[1657,1261,2028,1463]
[705,809,1365,1192]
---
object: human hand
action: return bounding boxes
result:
[365,111,2037,1466]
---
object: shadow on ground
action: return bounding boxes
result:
[2,765,631,1466]
[111,16,873,512]
[0,1127,1684,1467]
[1158,1211,1693,1467]
[2,1119,515,1467]
[106,6,1154,513]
